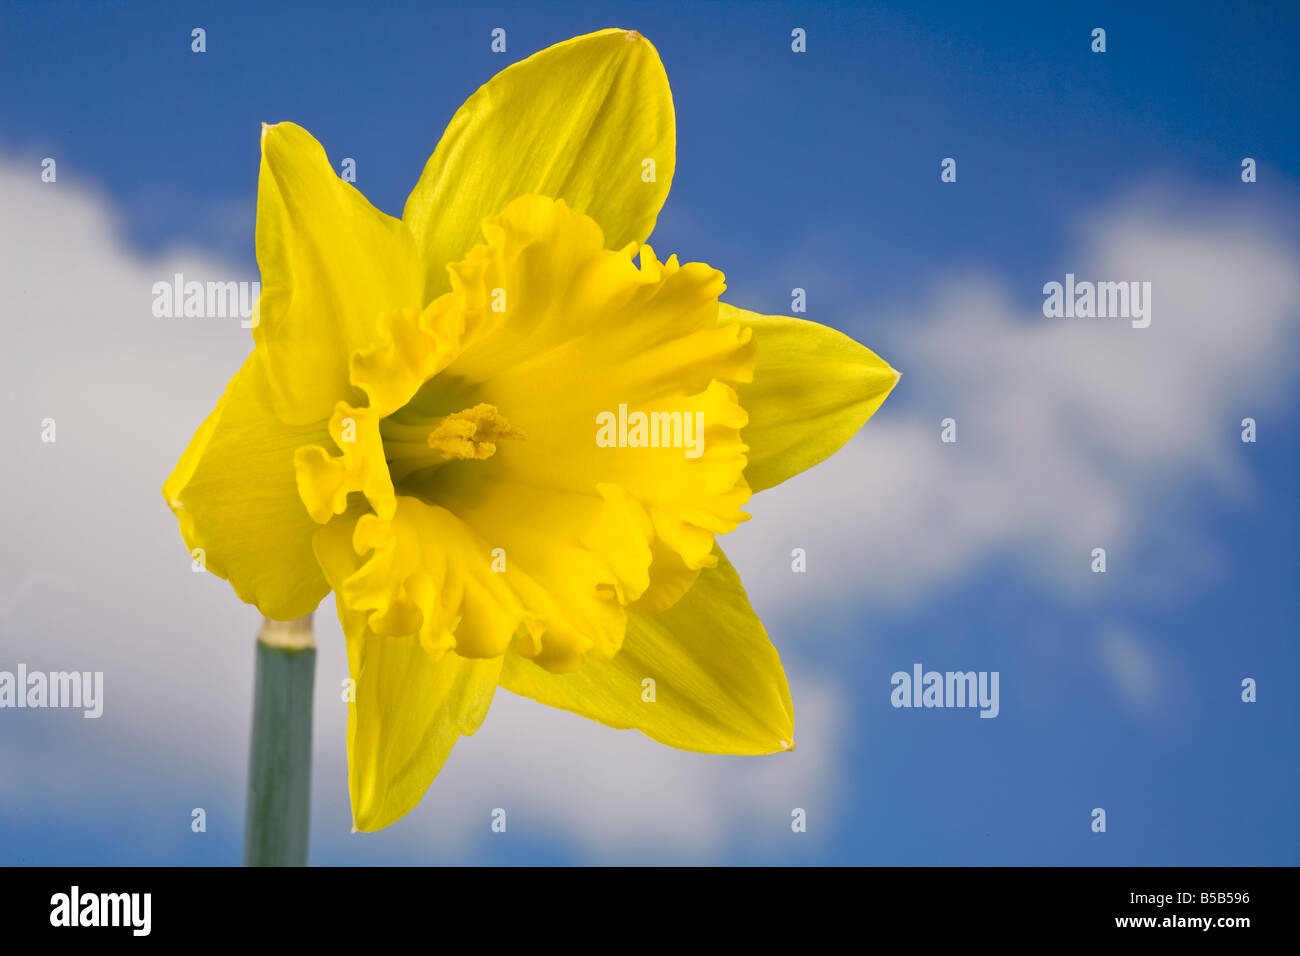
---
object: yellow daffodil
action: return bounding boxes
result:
[164,28,898,831]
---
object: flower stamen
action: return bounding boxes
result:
[381,403,524,481]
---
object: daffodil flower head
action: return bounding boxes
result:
[163,28,899,831]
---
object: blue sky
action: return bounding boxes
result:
[1,0,1297,865]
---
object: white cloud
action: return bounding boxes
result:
[1094,624,1163,716]
[726,193,1300,615]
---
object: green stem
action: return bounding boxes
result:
[243,614,316,866]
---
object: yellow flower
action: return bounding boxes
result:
[163,28,898,831]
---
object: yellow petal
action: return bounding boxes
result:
[722,304,900,492]
[500,546,795,755]
[162,352,330,620]
[315,516,504,832]
[255,122,422,425]
[403,28,675,298]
